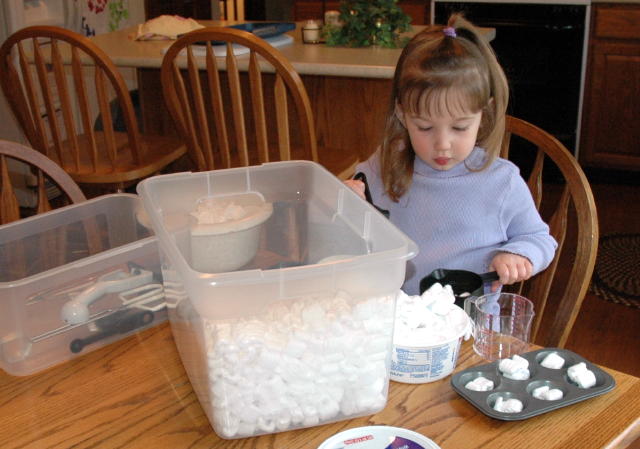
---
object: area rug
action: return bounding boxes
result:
[589,233,640,309]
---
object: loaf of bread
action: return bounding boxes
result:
[135,15,204,40]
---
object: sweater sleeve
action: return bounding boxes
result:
[496,171,558,274]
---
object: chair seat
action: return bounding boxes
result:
[50,133,187,184]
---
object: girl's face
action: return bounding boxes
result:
[398,106,482,171]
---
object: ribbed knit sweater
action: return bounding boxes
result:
[356,147,558,295]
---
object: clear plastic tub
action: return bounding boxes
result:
[0,194,165,376]
[137,161,418,439]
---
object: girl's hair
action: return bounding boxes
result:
[380,14,509,201]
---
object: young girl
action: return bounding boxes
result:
[346,14,557,296]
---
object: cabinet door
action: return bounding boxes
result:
[580,41,640,170]
[144,0,211,20]
[293,1,427,24]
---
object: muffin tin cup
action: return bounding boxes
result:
[451,348,616,420]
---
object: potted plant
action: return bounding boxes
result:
[324,0,412,48]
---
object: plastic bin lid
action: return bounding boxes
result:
[318,426,441,449]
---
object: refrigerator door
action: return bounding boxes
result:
[23,0,67,27]
[0,1,28,143]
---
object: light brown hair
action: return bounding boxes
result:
[380,14,509,201]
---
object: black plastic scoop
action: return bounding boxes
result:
[353,172,390,218]
[419,269,499,308]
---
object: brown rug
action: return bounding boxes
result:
[589,234,640,309]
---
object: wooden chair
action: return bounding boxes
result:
[0,139,86,224]
[0,26,187,193]
[0,139,104,279]
[501,116,599,348]
[160,27,358,179]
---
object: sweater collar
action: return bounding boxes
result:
[413,146,487,178]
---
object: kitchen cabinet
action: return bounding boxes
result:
[580,4,640,171]
[144,0,212,20]
[293,0,430,25]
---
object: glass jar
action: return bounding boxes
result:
[301,20,321,44]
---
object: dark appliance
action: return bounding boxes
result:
[434,1,588,154]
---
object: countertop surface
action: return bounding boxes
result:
[89,21,495,79]
[1,322,638,449]
[593,0,640,3]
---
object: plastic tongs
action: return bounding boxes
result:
[353,172,390,219]
[60,262,160,325]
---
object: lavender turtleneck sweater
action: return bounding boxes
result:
[356,147,558,295]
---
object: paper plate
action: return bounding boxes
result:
[318,426,441,449]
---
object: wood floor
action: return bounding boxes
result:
[563,180,640,378]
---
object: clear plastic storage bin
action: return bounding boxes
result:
[137,161,417,439]
[0,194,165,376]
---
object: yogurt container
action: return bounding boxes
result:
[391,285,471,383]
[318,426,441,449]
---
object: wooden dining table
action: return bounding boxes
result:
[1,321,638,449]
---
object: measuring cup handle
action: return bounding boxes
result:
[463,295,478,336]
[463,295,476,317]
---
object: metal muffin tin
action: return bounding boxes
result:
[451,348,616,420]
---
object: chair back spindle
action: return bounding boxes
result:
[0,26,186,190]
[161,28,357,178]
[502,116,598,348]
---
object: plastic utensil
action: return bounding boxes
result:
[69,309,155,354]
[420,269,499,308]
[464,292,535,361]
[60,263,155,325]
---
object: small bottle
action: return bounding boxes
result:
[302,20,321,44]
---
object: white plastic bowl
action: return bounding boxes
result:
[190,192,273,273]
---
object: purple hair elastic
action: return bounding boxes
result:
[443,27,457,38]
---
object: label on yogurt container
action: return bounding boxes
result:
[391,340,462,382]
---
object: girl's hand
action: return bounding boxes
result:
[344,179,366,200]
[489,252,533,292]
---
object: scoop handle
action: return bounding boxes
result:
[353,172,390,218]
[480,271,500,283]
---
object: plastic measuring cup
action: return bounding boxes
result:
[464,292,535,361]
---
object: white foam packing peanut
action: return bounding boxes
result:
[532,385,564,401]
[493,396,523,413]
[498,354,531,380]
[567,362,597,389]
[204,291,395,438]
[393,283,469,347]
[465,376,494,392]
[540,352,565,369]
[191,198,247,224]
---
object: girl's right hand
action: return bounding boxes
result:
[344,179,366,200]
[489,252,533,291]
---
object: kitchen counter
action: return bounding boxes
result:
[593,0,640,3]
[87,22,493,162]
[91,21,496,79]
[0,322,638,448]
